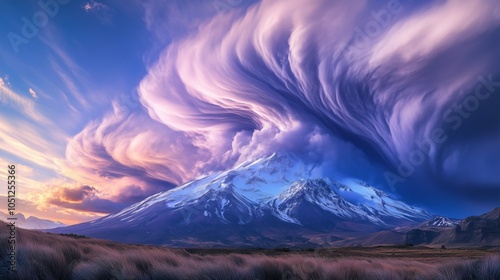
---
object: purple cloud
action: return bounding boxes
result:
[65,0,500,213]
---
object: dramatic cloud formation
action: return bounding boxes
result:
[64,0,500,215]
[64,103,185,201]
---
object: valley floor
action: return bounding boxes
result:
[186,245,500,261]
[1,223,499,280]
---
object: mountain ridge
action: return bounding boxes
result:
[49,153,434,247]
[0,212,65,230]
[334,208,500,247]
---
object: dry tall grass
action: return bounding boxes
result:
[1,223,499,280]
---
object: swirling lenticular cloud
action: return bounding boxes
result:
[67,0,500,210]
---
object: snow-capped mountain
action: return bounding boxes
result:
[425,216,461,227]
[49,153,433,247]
[270,179,364,225]
[0,212,65,230]
[333,180,432,225]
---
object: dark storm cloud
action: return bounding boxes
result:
[61,185,96,202]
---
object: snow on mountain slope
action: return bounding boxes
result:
[335,179,432,223]
[105,153,315,222]
[190,183,263,224]
[49,153,440,247]
[425,216,461,227]
[270,179,367,224]
[92,153,432,229]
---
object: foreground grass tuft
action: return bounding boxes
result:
[0,224,498,280]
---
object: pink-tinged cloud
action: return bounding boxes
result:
[63,0,500,212]
[0,82,46,123]
[29,88,38,99]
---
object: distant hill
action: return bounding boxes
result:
[336,208,500,247]
[406,207,500,247]
[0,212,65,230]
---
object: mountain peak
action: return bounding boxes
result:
[277,178,338,201]
[0,212,65,230]
[478,207,500,220]
[51,154,434,247]
[425,216,460,227]
[266,152,300,162]
[258,152,307,169]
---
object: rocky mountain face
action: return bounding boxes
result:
[331,208,500,247]
[49,153,434,247]
[404,208,500,246]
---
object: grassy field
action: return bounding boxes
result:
[185,245,499,260]
[1,223,499,279]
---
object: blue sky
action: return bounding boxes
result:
[0,0,499,224]
[0,0,153,223]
